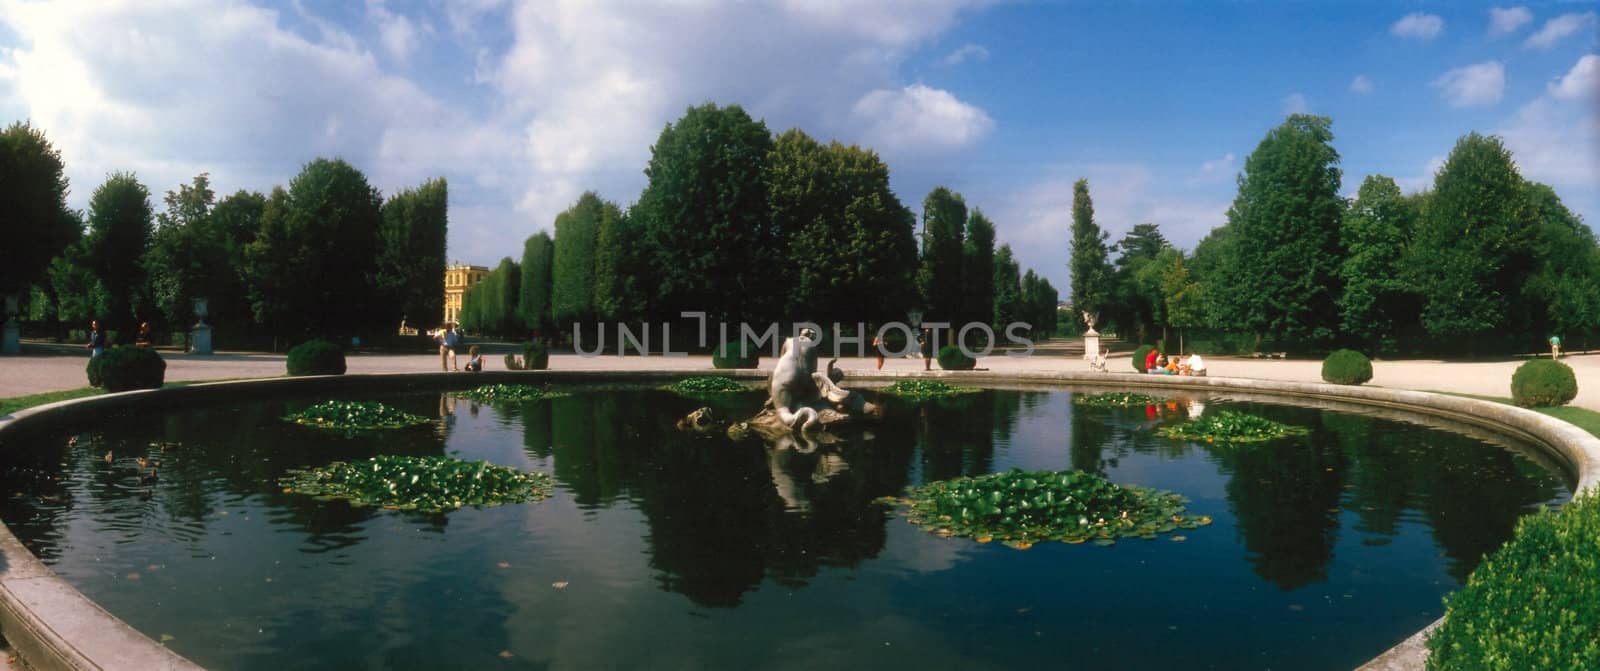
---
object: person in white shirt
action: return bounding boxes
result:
[1187,353,1206,377]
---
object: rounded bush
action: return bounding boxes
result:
[286,339,347,376]
[85,345,166,392]
[1320,349,1373,385]
[1131,344,1160,373]
[1510,359,1577,408]
[1426,495,1600,670]
[937,345,976,371]
[712,340,760,369]
[522,340,549,370]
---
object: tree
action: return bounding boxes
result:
[1110,223,1171,342]
[962,209,996,336]
[918,187,967,324]
[1068,178,1113,320]
[552,192,611,328]
[519,231,555,333]
[377,178,448,332]
[1405,133,1536,348]
[1523,182,1600,347]
[634,103,776,323]
[1222,114,1345,349]
[1338,175,1420,350]
[82,172,155,335]
[594,207,646,322]
[206,190,267,331]
[0,121,80,299]
[992,244,1023,328]
[490,257,521,338]
[143,173,217,335]
[1160,250,1205,351]
[766,129,918,325]
[243,159,384,339]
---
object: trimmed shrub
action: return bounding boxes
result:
[85,345,166,392]
[1131,344,1161,373]
[522,340,550,370]
[286,339,347,376]
[937,344,976,371]
[1426,495,1600,670]
[1320,349,1373,385]
[713,340,760,369]
[1510,359,1577,408]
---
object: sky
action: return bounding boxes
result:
[2,0,1597,296]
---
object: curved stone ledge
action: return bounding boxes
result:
[1,369,1594,671]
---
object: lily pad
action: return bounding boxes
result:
[458,384,570,403]
[1074,392,1170,408]
[878,380,983,401]
[1157,410,1310,444]
[662,376,749,395]
[880,468,1200,549]
[284,400,433,433]
[279,455,553,513]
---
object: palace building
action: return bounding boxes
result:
[442,263,489,326]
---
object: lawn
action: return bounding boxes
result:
[1435,391,1600,439]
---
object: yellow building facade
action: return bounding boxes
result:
[442,264,490,326]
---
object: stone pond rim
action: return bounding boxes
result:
[0,369,1595,671]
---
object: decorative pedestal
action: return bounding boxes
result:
[190,323,213,355]
[1082,328,1100,360]
[2,320,18,355]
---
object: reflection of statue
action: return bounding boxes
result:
[677,330,880,447]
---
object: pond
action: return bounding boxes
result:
[0,386,1569,670]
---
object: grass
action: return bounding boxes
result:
[0,387,105,416]
[1434,391,1600,439]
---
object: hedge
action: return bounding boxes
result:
[286,339,347,376]
[713,340,761,369]
[1510,359,1577,408]
[1321,349,1373,385]
[85,345,166,392]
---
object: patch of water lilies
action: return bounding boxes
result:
[1157,410,1310,443]
[284,400,433,432]
[878,468,1209,549]
[458,384,571,403]
[878,379,983,401]
[1074,392,1170,408]
[280,455,553,512]
[663,376,749,395]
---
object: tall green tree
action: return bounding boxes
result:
[144,173,217,335]
[992,244,1023,328]
[82,172,155,335]
[242,158,384,339]
[594,207,646,322]
[962,209,996,333]
[491,257,521,338]
[377,178,448,330]
[519,231,555,332]
[552,192,612,328]
[766,129,918,324]
[1523,182,1600,346]
[634,103,776,323]
[1068,178,1113,320]
[0,121,80,302]
[1110,223,1171,342]
[1222,114,1345,348]
[206,190,266,331]
[918,187,967,324]
[1405,133,1536,347]
[1338,175,1419,350]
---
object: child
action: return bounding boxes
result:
[464,345,484,372]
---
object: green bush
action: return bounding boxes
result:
[937,344,976,370]
[712,339,761,369]
[286,339,347,376]
[85,345,166,392]
[522,340,550,370]
[1510,359,1577,408]
[1320,349,1373,385]
[1131,344,1161,373]
[1426,495,1600,670]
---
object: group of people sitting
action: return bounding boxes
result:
[1144,349,1206,376]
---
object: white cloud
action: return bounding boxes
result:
[367,0,427,64]
[1282,93,1309,115]
[942,43,989,65]
[1391,13,1444,40]
[1525,12,1597,50]
[1200,153,1235,175]
[850,84,994,153]
[1550,54,1600,100]
[1489,7,1533,35]
[1432,61,1506,107]
[1349,75,1374,95]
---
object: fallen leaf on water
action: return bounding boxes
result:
[974,535,993,544]
[147,564,161,571]
[497,562,510,569]
[125,572,141,581]
[160,634,175,642]
[498,650,514,659]
[552,581,569,589]
[1170,535,1187,542]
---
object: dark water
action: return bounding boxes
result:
[0,388,1569,670]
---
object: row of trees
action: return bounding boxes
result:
[461,103,1060,344]
[2,120,448,344]
[1069,114,1595,355]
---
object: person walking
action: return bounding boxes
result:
[437,323,461,371]
[872,333,885,370]
[919,328,933,371]
[86,320,107,357]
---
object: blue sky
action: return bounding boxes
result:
[2,1,1596,295]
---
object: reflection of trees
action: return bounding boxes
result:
[912,392,1005,482]
[1210,405,1345,591]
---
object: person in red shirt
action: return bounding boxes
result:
[1144,347,1161,373]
